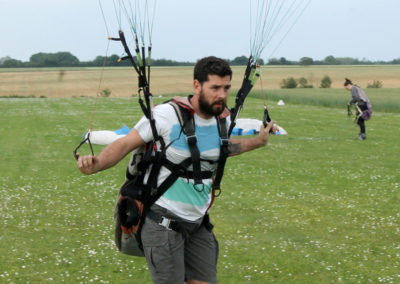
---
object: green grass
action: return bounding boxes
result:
[251,87,400,113]
[1,93,400,283]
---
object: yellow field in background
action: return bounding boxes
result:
[1,65,399,98]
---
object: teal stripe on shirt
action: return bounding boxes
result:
[170,123,220,152]
[163,178,212,206]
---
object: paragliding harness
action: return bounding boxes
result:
[114,96,230,257]
[348,85,373,122]
[355,101,372,121]
[348,100,373,123]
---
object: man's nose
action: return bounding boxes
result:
[217,88,228,99]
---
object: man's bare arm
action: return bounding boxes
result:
[76,129,146,175]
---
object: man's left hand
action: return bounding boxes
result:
[258,120,277,146]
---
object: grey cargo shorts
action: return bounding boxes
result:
[141,206,218,284]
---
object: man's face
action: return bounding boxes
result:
[195,74,231,117]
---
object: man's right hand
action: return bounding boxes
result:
[76,153,101,175]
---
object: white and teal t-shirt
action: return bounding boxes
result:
[134,103,229,221]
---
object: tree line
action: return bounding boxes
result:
[0,52,399,68]
[270,56,400,66]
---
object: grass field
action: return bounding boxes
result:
[1,66,400,283]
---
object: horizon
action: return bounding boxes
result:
[2,52,399,65]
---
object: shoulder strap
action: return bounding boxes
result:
[212,117,229,195]
[139,95,165,150]
[168,101,203,186]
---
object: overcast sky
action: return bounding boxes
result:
[1,0,399,63]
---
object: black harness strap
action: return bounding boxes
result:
[211,117,229,193]
[168,99,230,194]
[146,156,198,205]
[168,101,203,186]
[182,114,203,186]
[119,97,232,255]
[146,210,188,238]
[124,97,230,211]
[111,30,164,150]
[162,158,213,180]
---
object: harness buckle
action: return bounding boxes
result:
[193,183,205,192]
[159,216,173,230]
[220,138,230,147]
[185,134,197,145]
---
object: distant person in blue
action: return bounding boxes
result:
[344,78,372,140]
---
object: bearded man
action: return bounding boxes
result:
[77,56,274,284]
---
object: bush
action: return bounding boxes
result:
[100,88,111,97]
[280,77,298,89]
[367,80,383,88]
[320,75,332,88]
[298,77,313,88]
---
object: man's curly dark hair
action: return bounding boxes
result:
[194,56,232,84]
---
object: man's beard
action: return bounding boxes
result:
[198,90,226,117]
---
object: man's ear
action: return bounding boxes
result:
[193,79,201,94]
